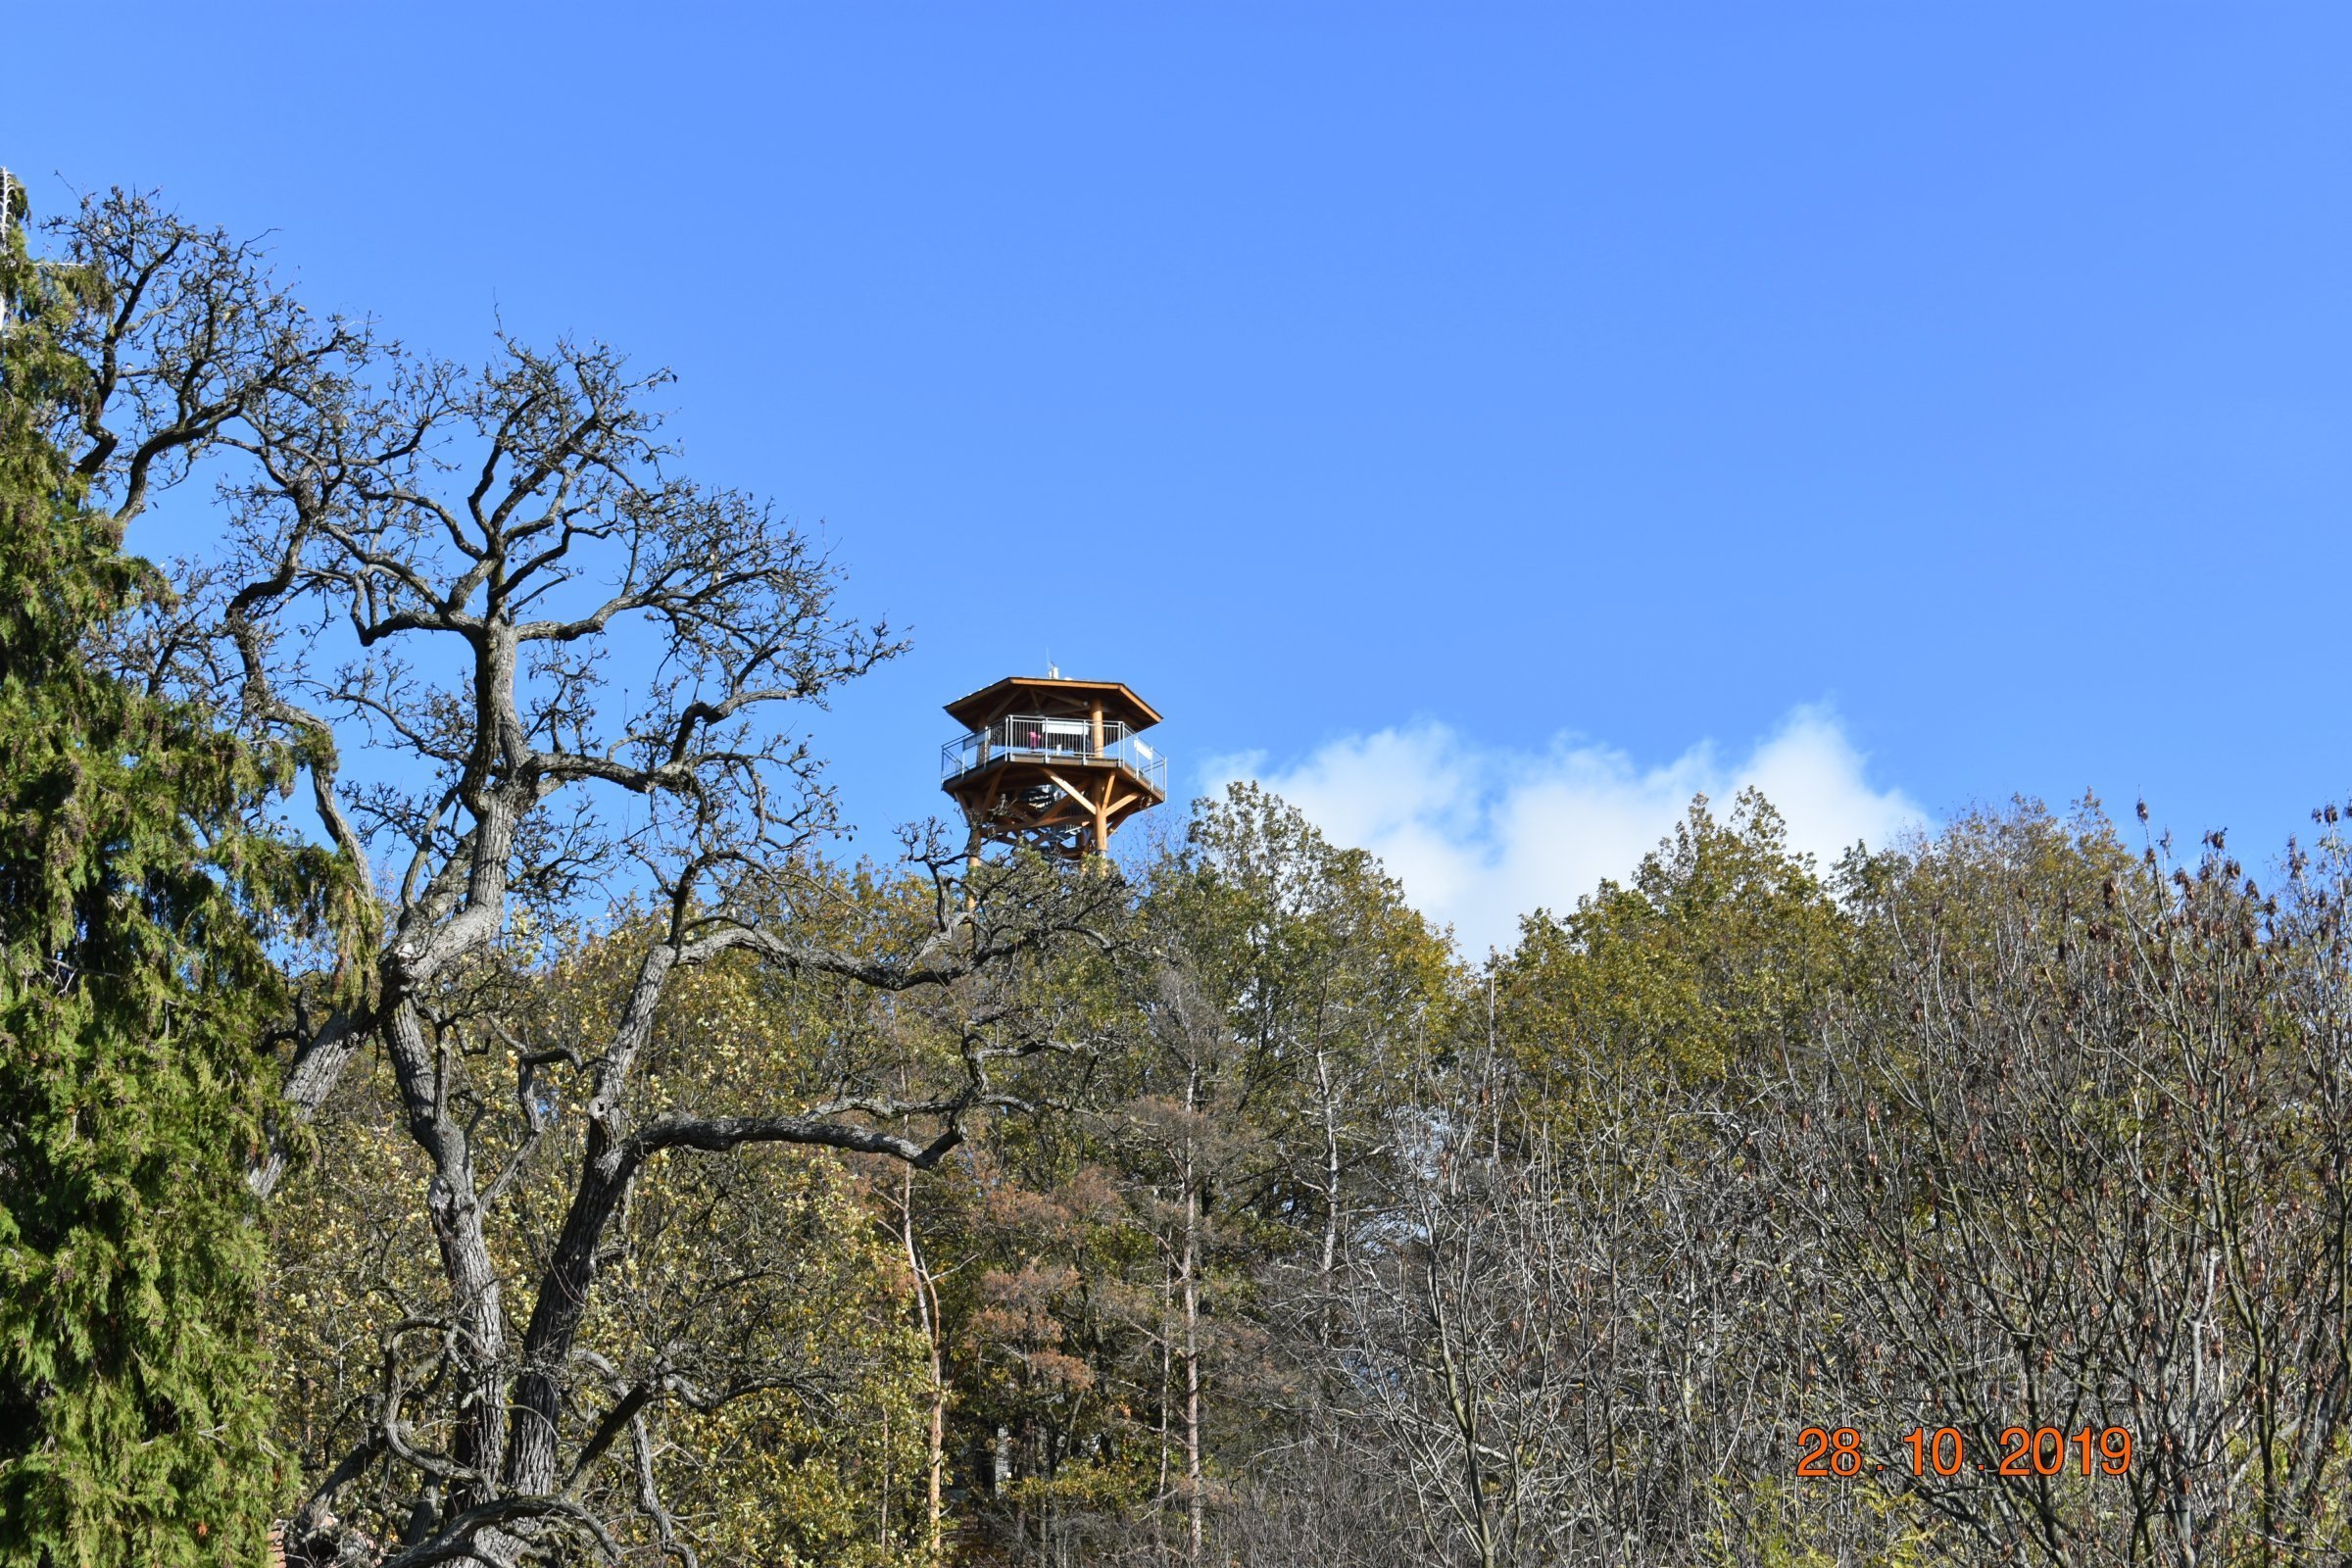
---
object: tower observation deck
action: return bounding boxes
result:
[939,675,1166,858]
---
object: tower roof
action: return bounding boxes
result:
[943,676,1162,732]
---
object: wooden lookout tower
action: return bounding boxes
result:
[939,675,1167,859]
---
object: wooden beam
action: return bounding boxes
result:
[1041,769,1094,808]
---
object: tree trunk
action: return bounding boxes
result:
[1315,1048,1342,1280]
[504,1148,631,1497]
[1182,1066,1203,1567]
[382,1002,511,1508]
[1157,1266,1173,1477]
[901,1163,948,1566]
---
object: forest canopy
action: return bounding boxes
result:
[4,172,2350,1568]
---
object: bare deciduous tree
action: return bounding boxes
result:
[57,187,1122,1566]
[1784,808,2352,1567]
[1296,1073,1883,1568]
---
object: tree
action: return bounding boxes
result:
[1495,790,1852,1115]
[0,175,337,1566]
[264,901,949,1567]
[1172,783,1454,1277]
[1784,800,2352,1566]
[1076,785,1453,1564]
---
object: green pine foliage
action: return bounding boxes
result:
[0,177,304,1568]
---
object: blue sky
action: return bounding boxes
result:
[11,5,2350,949]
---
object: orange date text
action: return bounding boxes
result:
[1794,1426,2133,1479]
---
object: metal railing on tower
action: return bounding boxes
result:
[940,714,1167,797]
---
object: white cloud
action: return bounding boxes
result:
[1200,704,1927,958]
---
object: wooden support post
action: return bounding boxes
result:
[962,810,983,910]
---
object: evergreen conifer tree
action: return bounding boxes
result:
[0,172,302,1568]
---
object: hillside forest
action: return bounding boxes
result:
[6,176,2352,1568]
